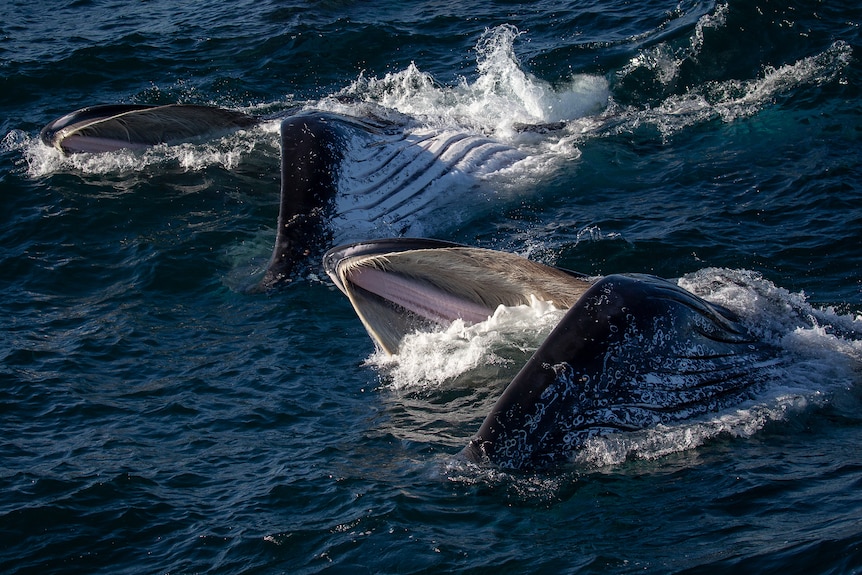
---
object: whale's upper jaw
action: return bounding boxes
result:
[323,238,463,295]
[323,239,592,355]
[323,238,487,355]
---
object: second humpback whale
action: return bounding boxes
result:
[39,103,262,154]
[40,103,529,289]
[323,238,783,470]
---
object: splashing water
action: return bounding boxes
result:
[369,295,566,391]
[333,24,610,139]
[3,120,281,179]
[8,21,849,184]
[608,2,853,138]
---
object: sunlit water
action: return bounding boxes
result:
[2,1,861,573]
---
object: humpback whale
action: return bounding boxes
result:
[323,238,782,470]
[41,104,526,288]
[41,106,785,469]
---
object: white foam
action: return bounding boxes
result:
[611,33,852,137]
[368,295,566,391]
[332,25,609,142]
[10,18,851,185]
[572,392,815,468]
[689,2,729,55]
[679,268,862,349]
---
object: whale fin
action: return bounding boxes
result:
[40,104,260,154]
[464,273,781,469]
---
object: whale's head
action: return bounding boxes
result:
[323,238,592,355]
[324,239,777,471]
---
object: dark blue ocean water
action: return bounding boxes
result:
[2,1,862,573]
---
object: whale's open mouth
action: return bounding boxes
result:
[324,239,783,470]
[323,238,592,354]
[344,264,495,325]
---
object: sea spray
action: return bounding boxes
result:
[369,295,566,391]
[334,25,609,138]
